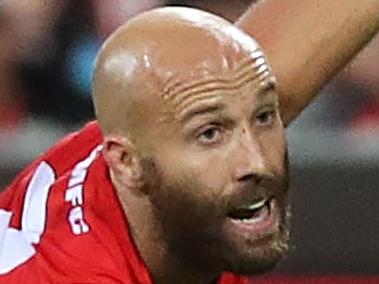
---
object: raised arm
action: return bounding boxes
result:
[237,0,379,125]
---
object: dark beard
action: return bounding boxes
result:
[141,153,291,278]
[224,203,291,276]
[224,152,291,276]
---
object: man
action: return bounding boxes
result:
[0,8,288,283]
[1,2,379,284]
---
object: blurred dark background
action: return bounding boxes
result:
[1,0,379,277]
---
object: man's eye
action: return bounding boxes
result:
[256,109,276,126]
[197,127,221,143]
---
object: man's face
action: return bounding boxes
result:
[139,50,290,275]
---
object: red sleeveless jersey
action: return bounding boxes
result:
[0,121,252,284]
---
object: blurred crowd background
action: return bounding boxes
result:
[1,0,379,277]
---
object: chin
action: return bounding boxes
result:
[221,201,291,276]
[224,229,289,276]
[227,247,286,276]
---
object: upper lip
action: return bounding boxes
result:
[225,175,286,208]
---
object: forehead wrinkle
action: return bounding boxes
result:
[176,71,275,124]
[174,80,273,128]
[176,93,224,121]
[233,54,266,74]
[173,63,272,113]
[161,53,266,105]
[161,76,229,104]
[179,99,226,124]
[167,54,270,108]
[160,76,182,101]
[175,71,269,117]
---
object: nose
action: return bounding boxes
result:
[233,128,272,183]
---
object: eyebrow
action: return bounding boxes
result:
[180,103,225,124]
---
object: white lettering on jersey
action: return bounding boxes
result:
[64,145,102,235]
[0,162,56,274]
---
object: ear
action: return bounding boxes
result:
[102,135,145,193]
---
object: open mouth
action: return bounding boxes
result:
[226,198,278,235]
[228,198,270,222]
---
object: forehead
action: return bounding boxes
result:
[156,18,264,78]
[159,49,269,97]
[98,8,270,96]
[121,16,275,123]
[118,9,265,84]
[150,25,271,100]
[143,25,275,123]
[156,43,274,109]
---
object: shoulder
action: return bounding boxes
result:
[0,121,126,282]
[0,121,102,226]
[42,121,103,176]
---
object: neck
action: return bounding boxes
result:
[111,172,221,284]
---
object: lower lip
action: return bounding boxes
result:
[226,198,279,237]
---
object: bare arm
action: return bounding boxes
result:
[237,0,379,125]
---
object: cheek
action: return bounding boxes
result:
[193,153,231,193]
[158,146,231,196]
[262,128,287,175]
[149,153,231,232]
[149,159,225,232]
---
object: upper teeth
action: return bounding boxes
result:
[244,199,267,210]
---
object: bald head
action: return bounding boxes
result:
[92,7,269,138]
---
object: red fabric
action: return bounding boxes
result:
[0,121,151,283]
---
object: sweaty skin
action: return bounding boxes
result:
[93,7,289,284]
